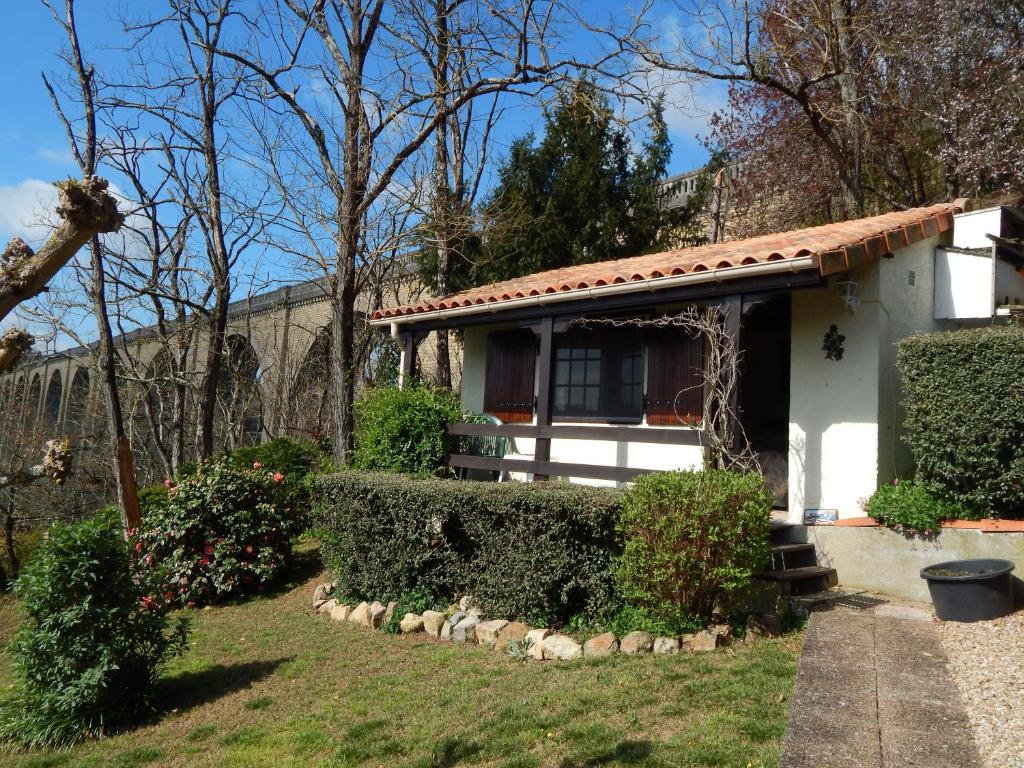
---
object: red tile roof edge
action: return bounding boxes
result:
[374,201,963,321]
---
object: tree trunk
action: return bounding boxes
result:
[4,494,18,582]
[830,0,864,217]
[432,0,453,389]
[88,235,141,531]
[197,108,232,459]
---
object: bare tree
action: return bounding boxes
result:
[111,0,268,460]
[393,0,503,387]
[42,0,141,530]
[217,0,582,463]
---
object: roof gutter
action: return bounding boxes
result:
[370,255,819,327]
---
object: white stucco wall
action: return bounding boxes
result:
[787,234,946,522]
[788,279,883,521]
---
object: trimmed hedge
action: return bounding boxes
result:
[897,326,1024,517]
[313,472,622,625]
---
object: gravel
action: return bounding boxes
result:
[937,610,1024,768]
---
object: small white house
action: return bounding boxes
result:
[372,201,1024,523]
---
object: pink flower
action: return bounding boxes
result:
[163,591,174,602]
[145,554,154,566]
[164,478,174,488]
[140,596,155,610]
[273,472,284,483]
[134,541,144,553]
[253,462,263,470]
[245,544,254,554]
[204,544,214,555]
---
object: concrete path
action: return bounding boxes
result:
[779,603,982,768]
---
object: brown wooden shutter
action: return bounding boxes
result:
[645,329,703,425]
[483,330,536,423]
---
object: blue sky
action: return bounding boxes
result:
[0,1,721,350]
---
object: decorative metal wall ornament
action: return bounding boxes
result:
[822,324,845,361]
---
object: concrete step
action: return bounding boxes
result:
[757,565,839,596]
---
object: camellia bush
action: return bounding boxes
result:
[134,458,303,606]
[0,511,188,750]
[351,384,463,475]
[616,469,773,622]
[897,326,1024,518]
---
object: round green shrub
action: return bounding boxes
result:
[352,385,463,474]
[134,458,303,606]
[616,469,773,622]
[227,437,327,477]
[0,511,188,750]
[897,326,1024,517]
[865,479,971,533]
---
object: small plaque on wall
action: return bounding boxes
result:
[803,508,839,525]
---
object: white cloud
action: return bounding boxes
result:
[0,178,59,246]
[37,146,76,165]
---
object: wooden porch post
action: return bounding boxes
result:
[532,316,554,480]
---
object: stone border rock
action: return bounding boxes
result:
[312,583,781,661]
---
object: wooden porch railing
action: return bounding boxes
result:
[445,421,706,483]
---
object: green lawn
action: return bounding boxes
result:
[0,549,799,768]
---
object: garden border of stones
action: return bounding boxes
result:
[311,584,782,660]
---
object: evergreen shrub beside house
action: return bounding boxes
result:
[888,326,1024,523]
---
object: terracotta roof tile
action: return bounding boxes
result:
[374,202,961,320]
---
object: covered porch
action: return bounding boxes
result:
[394,271,814,492]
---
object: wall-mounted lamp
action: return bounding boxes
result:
[835,277,860,312]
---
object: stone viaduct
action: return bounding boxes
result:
[0,264,447,467]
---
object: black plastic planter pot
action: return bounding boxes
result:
[920,558,1016,622]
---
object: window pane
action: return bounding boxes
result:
[555,360,569,385]
[552,326,642,421]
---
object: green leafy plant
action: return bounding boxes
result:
[865,479,970,533]
[227,437,327,477]
[133,458,303,607]
[616,469,773,622]
[897,326,1024,518]
[137,484,169,516]
[313,472,622,626]
[0,511,189,750]
[352,384,463,475]
[381,589,436,634]
[606,604,705,638]
[506,636,534,662]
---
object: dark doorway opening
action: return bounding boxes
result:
[740,294,791,507]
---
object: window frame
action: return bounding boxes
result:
[551,326,645,424]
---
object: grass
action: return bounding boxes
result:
[0,546,800,768]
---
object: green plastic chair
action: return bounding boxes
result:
[459,412,508,480]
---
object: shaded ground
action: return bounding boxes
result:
[0,550,799,768]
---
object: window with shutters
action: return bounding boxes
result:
[483,330,536,423]
[552,328,644,422]
[645,329,704,426]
